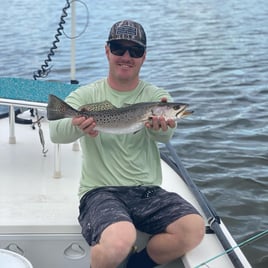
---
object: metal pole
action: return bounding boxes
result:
[9,105,16,144]
[53,143,61,178]
[70,0,76,83]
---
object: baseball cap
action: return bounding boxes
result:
[107,20,146,47]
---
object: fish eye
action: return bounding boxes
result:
[173,104,182,110]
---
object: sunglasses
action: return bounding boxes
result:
[109,42,145,58]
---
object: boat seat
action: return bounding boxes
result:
[0,77,79,178]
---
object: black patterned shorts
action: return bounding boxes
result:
[78,186,200,246]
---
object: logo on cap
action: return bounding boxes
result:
[116,25,137,37]
[108,20,146,47]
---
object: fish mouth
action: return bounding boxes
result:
[176,105,193,117]
[181,110,194,116]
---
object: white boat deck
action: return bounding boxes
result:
[0,112,82,234]
[0,110,252,268]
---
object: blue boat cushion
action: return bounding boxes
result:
[0,77,79,103]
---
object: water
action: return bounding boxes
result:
[1,0,267,267]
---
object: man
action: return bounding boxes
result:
[49,20,204,268]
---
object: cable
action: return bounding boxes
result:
[33,0,70,80]
[194,229,268,267]
[33,0,89,80]
[63,0,89,40]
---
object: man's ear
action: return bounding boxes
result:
[105,44,110,59]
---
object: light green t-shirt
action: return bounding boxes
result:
[49,78,175,198]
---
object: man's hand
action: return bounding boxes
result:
[145,116,176,131]
[145,97,176,131]
[72,117,99,137]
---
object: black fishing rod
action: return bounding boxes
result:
[163,141,245,268]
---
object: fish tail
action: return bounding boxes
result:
[47,94,77,120]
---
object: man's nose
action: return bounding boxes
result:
[122,49,131,58]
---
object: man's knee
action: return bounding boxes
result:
[174,214,205,249]
[91,221,137,266]
[166,214,204,250]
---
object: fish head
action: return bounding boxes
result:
[151,103,193,120]
[173,103,193,118]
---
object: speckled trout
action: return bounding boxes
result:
[47,94,192,134]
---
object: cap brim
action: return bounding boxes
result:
[107,38,146,47]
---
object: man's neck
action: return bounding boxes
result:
[107,77,139,92]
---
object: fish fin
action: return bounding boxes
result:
[133,130,141,134]
[79,101,116,111]
[120,103,132,108]
[47,94,77,120]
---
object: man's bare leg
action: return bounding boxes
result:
[90,221,136,268]
[147,214,205,264]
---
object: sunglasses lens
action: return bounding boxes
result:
[109,43,145,58]
[129,46,145,58]
[109,43,126,56]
